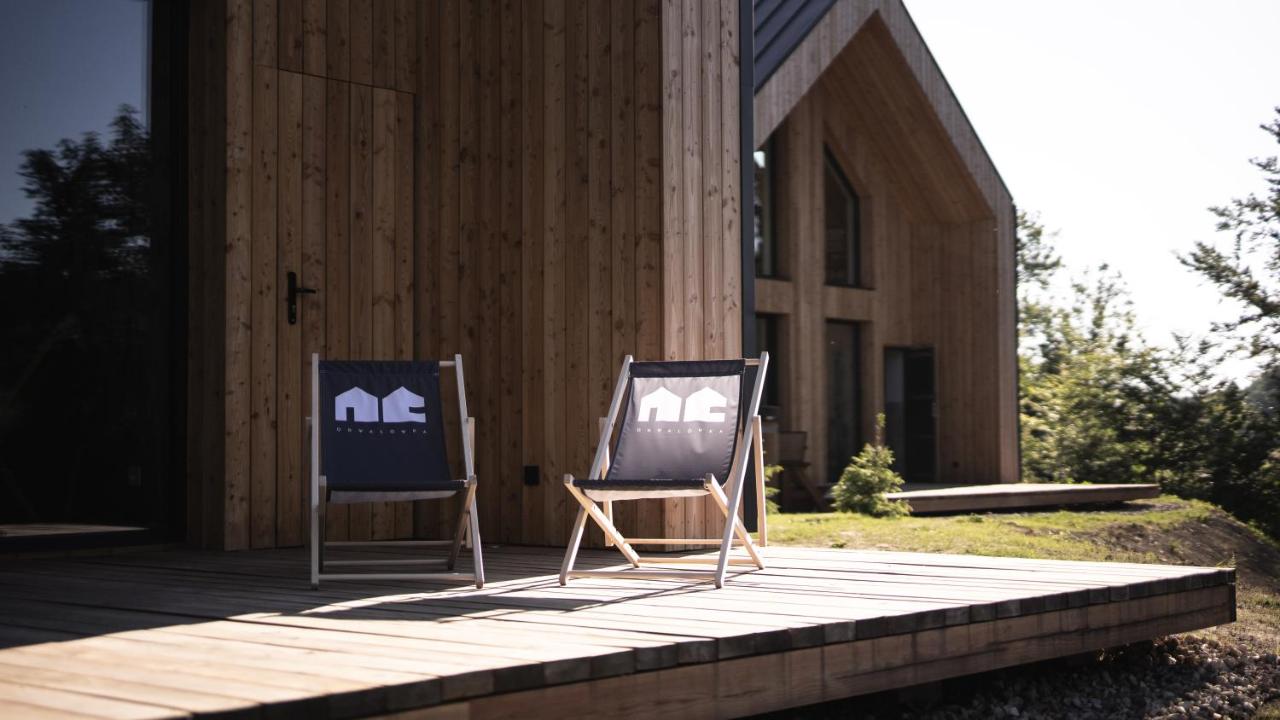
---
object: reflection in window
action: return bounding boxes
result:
[823,146,861,287]
[753,137,778,277]
[0,1,179,537]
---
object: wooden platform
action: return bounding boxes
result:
[0,525,147,539]
[0,544,1233,719]
[886,483,1163,514]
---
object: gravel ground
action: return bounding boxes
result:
[887,636,1280,720]
[759,635,1280,719]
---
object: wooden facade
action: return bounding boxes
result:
[186,0,1017,549]
[187,0,743,550]
[752,5,1019,493]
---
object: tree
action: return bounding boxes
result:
[1014,212,1062,355]
[1171,107,1280,538]
[1016,195,1280,539]
[1018,262,1171,485]
[1181,107,1280,363]
[1016,210,1063,292]
[831,415,909,517]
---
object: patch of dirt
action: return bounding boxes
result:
[1092,510,1280,594]
[1091,508,1280,662]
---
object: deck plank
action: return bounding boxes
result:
[0,545,1234,719]
[0,682,176,720]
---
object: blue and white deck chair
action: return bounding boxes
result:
[309,353,483,589]
[560,354,769,588]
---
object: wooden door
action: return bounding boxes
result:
[271,70,418,547]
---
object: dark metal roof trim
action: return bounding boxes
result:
[753,0,837,92]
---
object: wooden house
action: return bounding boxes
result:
[185,0,1015,550]
[184,0,748,551]
[750,0,1018,507]
[0,0,1014,551]
[0,5,1240,718]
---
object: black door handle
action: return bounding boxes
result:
[287,271,318,325]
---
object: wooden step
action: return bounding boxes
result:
[885,483,1162,514]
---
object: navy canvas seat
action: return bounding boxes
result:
[309,354,484,589]
[560,354,770,588]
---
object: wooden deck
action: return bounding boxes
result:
[0,544,1233,719]
[886,483,1163,514]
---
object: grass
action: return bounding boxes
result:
[769,494,1280,657]
[768,495,1215,564]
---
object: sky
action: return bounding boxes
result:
[904,0,1280,381]
[0,0,148,229]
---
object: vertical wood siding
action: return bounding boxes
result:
[192,0,419,548]
[659,0,745,542]
[190,0,743,549]
[414,0,740,545]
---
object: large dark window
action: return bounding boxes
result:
[884,348,937,484]
[0,1,183,545]
[823,147,861,287]
[825,321,862,485]
[753,136,778,277]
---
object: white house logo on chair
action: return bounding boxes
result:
[333,386,427,434]
[635,384,731,434]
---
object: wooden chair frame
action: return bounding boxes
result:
[308,353,484,589]
[559,353,770,588]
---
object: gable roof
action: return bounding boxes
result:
[753,0,1011,214]
[754,0,837,91]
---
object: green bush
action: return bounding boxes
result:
[763,464,783,515]
[1241,449,1280,540]
[831,415,909,517]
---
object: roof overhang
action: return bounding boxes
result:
[753,0,1011,217]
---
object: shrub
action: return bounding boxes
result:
[1244,449,1280,540]
[763,464,783,515]
[831,415,909,517]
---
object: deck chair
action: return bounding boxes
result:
[308,353,484,589]
[560,353,769,588]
